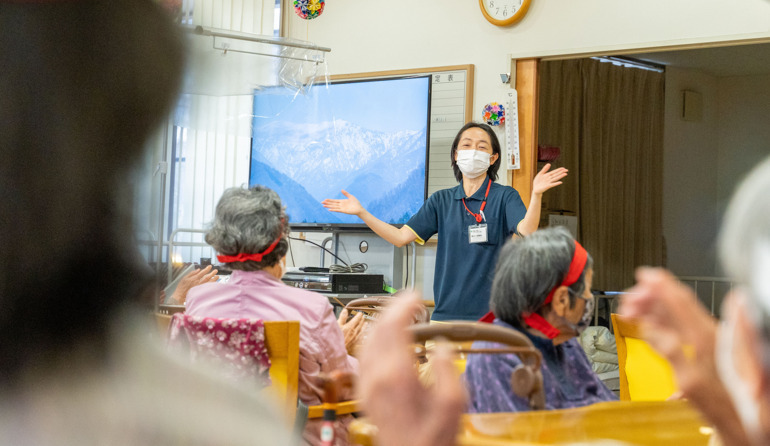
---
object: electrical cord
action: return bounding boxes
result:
[329,263,368,273]
[404,244,409,288]
[288,236,349,267]
[287,235,295,266]
[287,236,369,273]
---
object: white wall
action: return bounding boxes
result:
[661,67,720,277]
[716,73,770,235]
[662,71,770,279]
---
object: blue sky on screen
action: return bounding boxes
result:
[253,76,429,133]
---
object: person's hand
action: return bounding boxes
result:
[168,265,218,305]
[337,308,366,356]
[321,190,364,216]
[621,267,748,444]
[358,292,466,446]
[532,163,568,195]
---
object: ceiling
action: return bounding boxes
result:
[627,41,770,77]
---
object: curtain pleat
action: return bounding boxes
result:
[539,59,665,290]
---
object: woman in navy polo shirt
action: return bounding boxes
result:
[322,122,567,321]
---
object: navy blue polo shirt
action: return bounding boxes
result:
[405,177,527,321]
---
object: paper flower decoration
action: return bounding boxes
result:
[482,102,505,126]
[294,0,325,20]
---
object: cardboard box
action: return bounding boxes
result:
[548,213,578,238]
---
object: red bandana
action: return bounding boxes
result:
[216,235,282,263]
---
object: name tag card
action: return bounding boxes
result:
[468,224,488,244]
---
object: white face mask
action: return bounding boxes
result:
[566,291,594,334]
[716,308,764,444]
[456,150,491,179]
[279,258,287,278]
[577,296,594,332]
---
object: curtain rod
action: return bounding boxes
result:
[592,55,665,73]
[185,25,332,54]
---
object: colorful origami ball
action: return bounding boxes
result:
[294,0,325,20]
[482,102,505,126]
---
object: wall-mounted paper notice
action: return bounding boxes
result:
[506,90,520,170]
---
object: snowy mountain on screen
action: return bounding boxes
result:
[250,119,426,225]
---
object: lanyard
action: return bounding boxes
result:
[461,178,492,223]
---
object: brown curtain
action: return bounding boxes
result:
[538,58,665,291]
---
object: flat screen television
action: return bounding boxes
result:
[249,75,431,230]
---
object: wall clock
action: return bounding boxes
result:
[479,0,531,26]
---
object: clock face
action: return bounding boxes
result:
[480,0,531,26]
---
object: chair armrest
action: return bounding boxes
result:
[307,400,360,419]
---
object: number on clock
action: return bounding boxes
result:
[479,0,530,26]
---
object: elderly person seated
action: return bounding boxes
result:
[464,227,617,412]
[184,185,364,446]
[621,156,770,446]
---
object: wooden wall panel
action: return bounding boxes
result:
[509,58,539,205]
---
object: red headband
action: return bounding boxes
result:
[216,235,282,264]
[521,240,588,339]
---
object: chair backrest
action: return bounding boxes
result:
[410,321,546,411]
[262,320,301,423]
[345,297,430,324]
[164,315,300,423]
[611,313,677,401]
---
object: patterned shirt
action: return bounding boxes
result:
[465,319,617,413]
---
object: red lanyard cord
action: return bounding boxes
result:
[462,179,492,223]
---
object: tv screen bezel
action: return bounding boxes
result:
[249,74,432,232]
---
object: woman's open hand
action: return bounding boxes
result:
[322,190,364,216]
[169,265,219,305]
[532,163,568,195]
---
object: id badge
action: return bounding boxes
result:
[468,224,488,244]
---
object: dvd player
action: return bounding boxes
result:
[282,271,384,294]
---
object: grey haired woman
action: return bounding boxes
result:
[465,227,617,412]
[185,185,364,446]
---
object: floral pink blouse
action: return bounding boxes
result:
[185,270,358,446]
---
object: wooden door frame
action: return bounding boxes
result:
[508,58,539,205]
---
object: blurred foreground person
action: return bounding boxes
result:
[358,293,467,446]
[0,2,295,444]
[622,156,770,445]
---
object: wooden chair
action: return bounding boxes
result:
[262,322,357,424]
[611,313,678,401]
[344,296,430,324]
[161,315,301,423]
[262,321,301,423]
[160,313,352,430]
[410,322,546,411]
[307,400,358,419]
[154,312,172,337]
